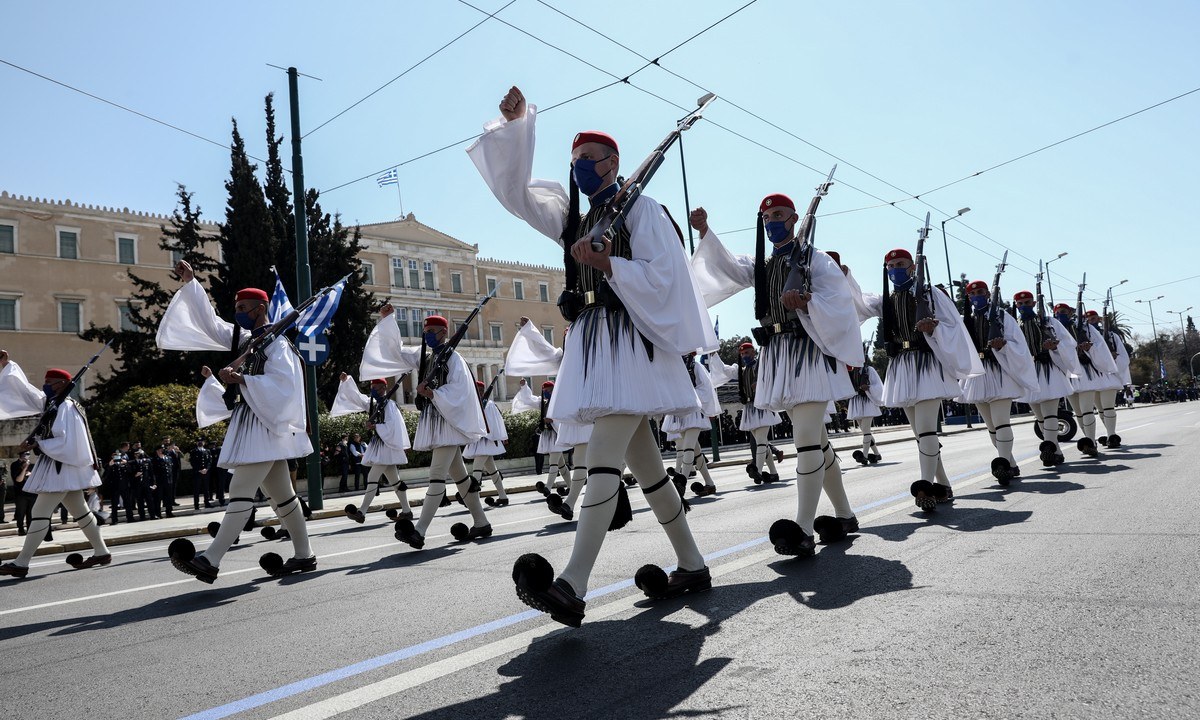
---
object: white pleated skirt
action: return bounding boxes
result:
[754,332,854,412]
[536,426,569,454]
[363,436,408,467]
[219,404,314,468]
[1020,360,1076,404]
[548,306,699,424]
[25,459,101,494]
[958,361,1023,404]
[663,409,709,433]
[739,404,780,431]
[413,406,476,452]
[463,439,505,459]
[847,394,881,420]
[1071,363,1111,393]
[555,421,593,447]
[881,351,960,408]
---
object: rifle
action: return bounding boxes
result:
[415,286,499,410]
[1075,273,1088,340]
[582,93,717,252]
[913,213,934,324]
[23,339,114,452]
[1035,260,1057,343]
[481,369,505,407]
[225,272,353,377]
[985,250,1010,342]
[1102,288,1118,353]
[782,165,837,295]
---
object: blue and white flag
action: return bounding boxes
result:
[714,314,720,340]
[296,275,348,337]
[269,267,295,323]
[377,169,399,187]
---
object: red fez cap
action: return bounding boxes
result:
[759,193,795,213]
[885,248,912,263]
[542,380,555,389]
[738,342,754,351]
[1085,310,1099,318]
[572,131,618,153]
[423,315,449,329]
[1053,303,1072,313]
[235,288,269,302]
[475,380,486,389]
[965,280,988,294]
[1013,290,1034,302]
[45,368,72,382]
[825,250,841,266]
[369,378,387,385]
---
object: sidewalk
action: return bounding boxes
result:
[0,409,1112,561]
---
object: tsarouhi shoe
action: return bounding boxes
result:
[813,515,859,544]
[1077,437,1099,458]
[450,522,493,541]
[535,481,550,497]
[691,481,716,497]
[484,496,510,508]
[66,553,112,570]
[513,554,585,628]
[991,457,1013,486]
[867,453,881,464]
[768,519,816,557]
[772,446,785,463]
[852,450,869,466]
[762,472,781,484]
[1107,434,1122,449]
[345,504,366,524]
[1039,441,1058,467]
[634,564,712,600]
[0,562,30,579]
[168,539,218,584]
[385,508,414,522]
[1098,435,1109,447]
[546,493,573,521]
[934,484,954,504]
[911,480,938,512]
[746,462,763,483]
[259,553,317,577]
[394,518,425,550]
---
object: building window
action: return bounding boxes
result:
[408,259,420,289]
[486,277,498,295]
[411,308,423,337]
[514,280,524,301]
[60,301,82,333]
[169,247,185,265]
[0,298,16,330]
[489,323,503,342]
[451,272,463,294]
[58,229,79,259]
[542,326,554,344]
[391,258,405,287]
[117,235,137,265]
[118,304,137,331]
[0,222,15,253]
[361,262,375,286]
[539,282,549,303]
[397,308,409,337]
[423,261,435,290]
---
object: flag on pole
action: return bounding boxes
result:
[269,267,295,323]
[714,314,720,340]
[296,275,348,337]
[376,169,399,187]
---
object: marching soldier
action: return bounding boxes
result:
[331,373,413,524]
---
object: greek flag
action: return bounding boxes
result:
[714,315,720,340]
[295,275,347,337]
[377,169,399,187]
[269,267,295,323]
[1160,359,1167,380]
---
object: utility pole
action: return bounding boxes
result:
[287,66,324,510]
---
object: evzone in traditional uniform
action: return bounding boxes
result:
[157,267,316,582]
[463,380,510,507]
[359,310,490,548]
[688,197,864,555]
[1085,310,1131,448]
[504,319,593,521]
[847,363,885,465]
[959,279,1039,485]
[1011,290,1079,467]
[849,248,983,511]
[661,352,720,497]
[1056,304,1119,457]
[330,373,413,523]
[0,354,111,578]
[469,86,716,625]
[728,344,783,483]
[534,381,572,497]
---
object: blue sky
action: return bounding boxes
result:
[4,0,1198,341]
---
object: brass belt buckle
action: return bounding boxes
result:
[583,291,596,304]
[772,323,783,334]
[901,341,911,349]
[979,351,986,359]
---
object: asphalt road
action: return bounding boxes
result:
[2,402,1196,720]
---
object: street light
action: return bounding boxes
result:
[941,207,971,293]
[1136,295,1166,385]
[1044,252,1069,306]
[1169,306,1193,382]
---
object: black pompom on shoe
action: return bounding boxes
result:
[394,518,425,549]
[991,457,1012,486]
[911,480,937,511]
[813,515,858,544]
[768,519,816,557]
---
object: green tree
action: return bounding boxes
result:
[80,186,224,404]
[211,119,276,316]
[717,335,752,365]
[263,93,297,296]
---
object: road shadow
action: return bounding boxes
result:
[0,583,259,641]
[961,479,1088,503]
[862,506,1034,542]
[342,545,463,576]
[400,538,914,720]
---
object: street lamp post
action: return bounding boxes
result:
[1044,252,1069,306]
[940,207,971,293]
[1136,295,1166,386]
[1169,306,1193,383]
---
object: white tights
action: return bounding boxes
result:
[415,446,488,536]
[1068,392,1098,441]
[749,427,779,475]
[1096,389,1119,436]
[205,460,311,566]
[904,400,949,486]
[16,490,110,567]
[1031,400,1062,452]
[788,402,853,535]
[358,464,411,515]
[976,399,1015,465]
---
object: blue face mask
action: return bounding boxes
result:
[423,331,441,348]
[1018,305,1035,320]
[572,157,607,196]
[1055,312,1071,325]
[888,267,913,289]
[765,220,791,245]
[370,387,385,399]
[740,356,756,367]
[969,295,989,311]
[542,391,552,400]
[42,383,57,399]
[234,310,257,331]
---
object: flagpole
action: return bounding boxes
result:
[395,173,405,218]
